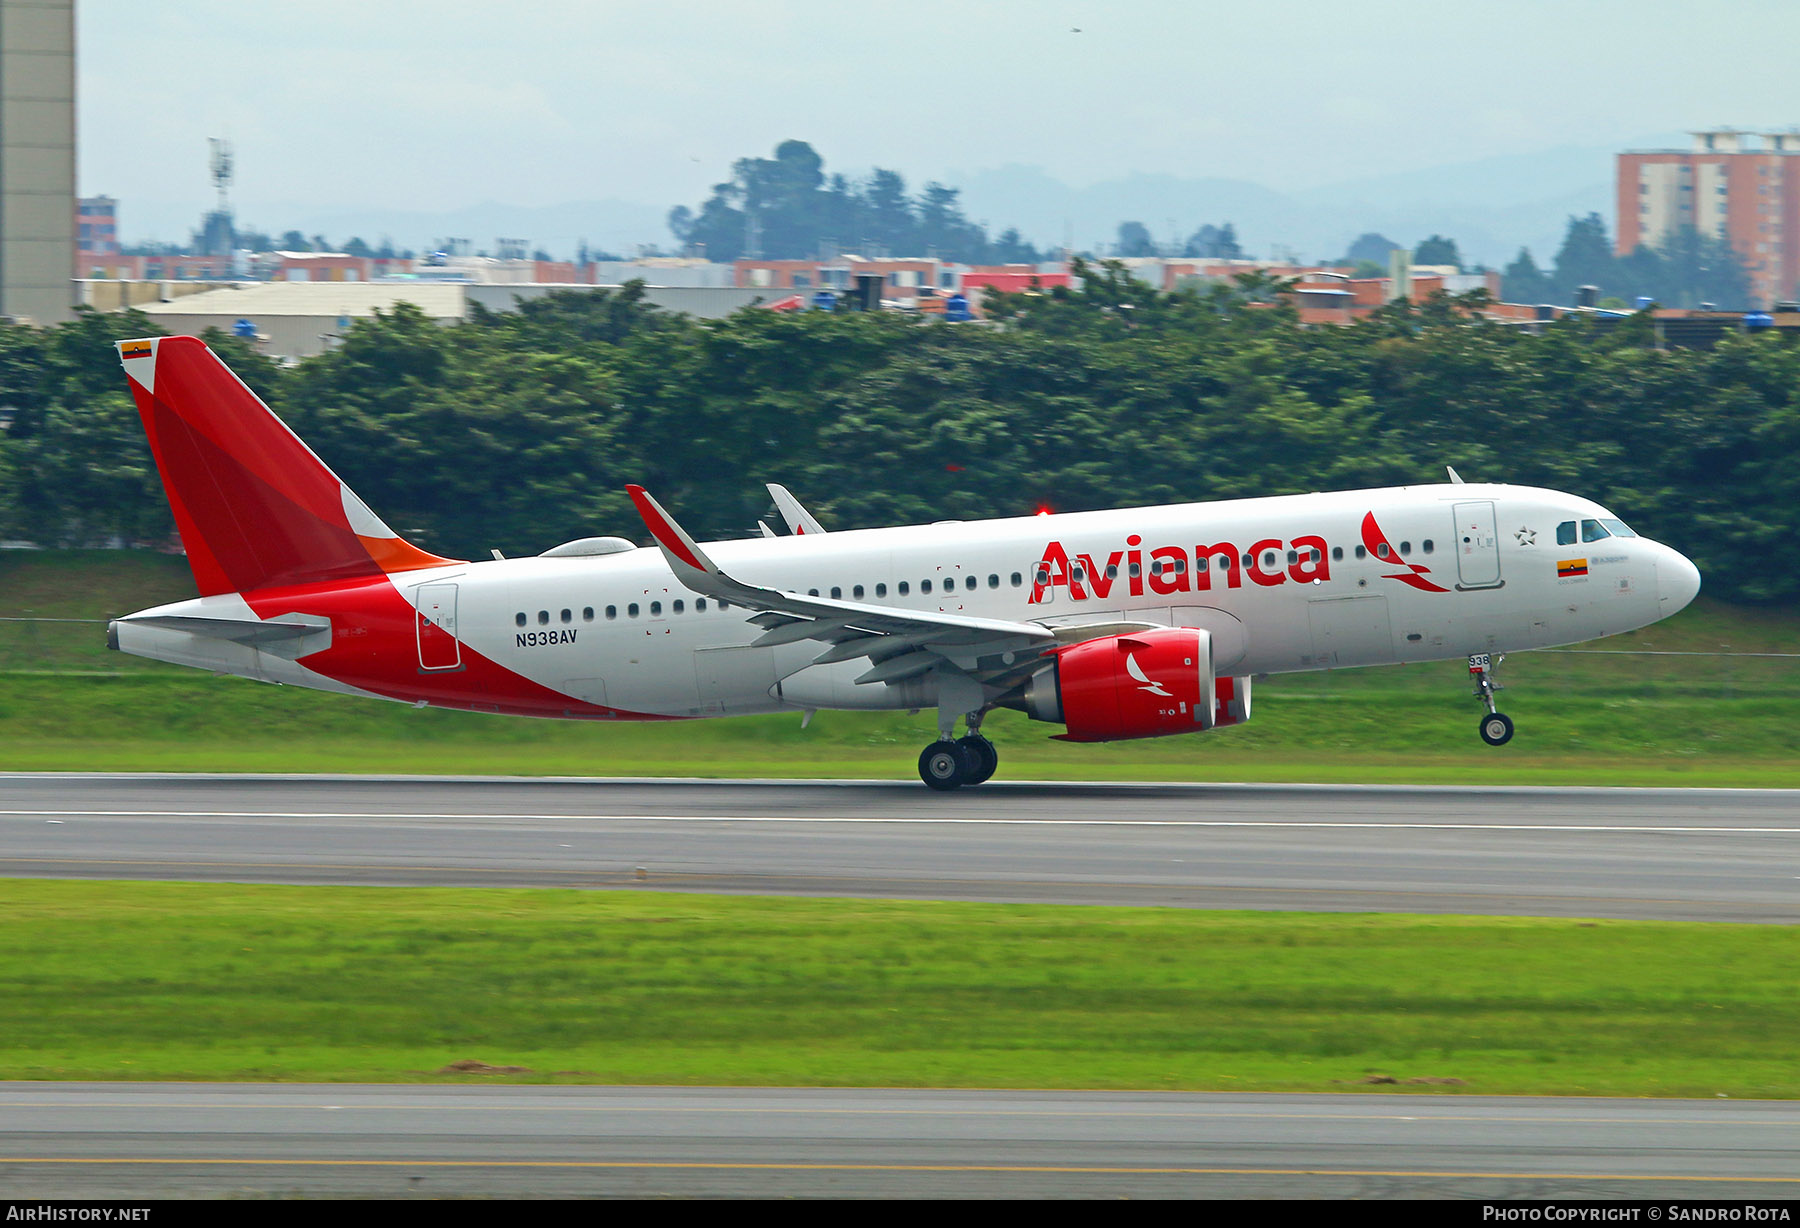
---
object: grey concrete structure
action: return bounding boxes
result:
[0,0,74,325]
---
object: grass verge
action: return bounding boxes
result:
[2,879,1796,1097]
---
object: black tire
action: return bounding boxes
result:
[1478,712,1515,747]
[957,735,998,786]
[919,740,966,790]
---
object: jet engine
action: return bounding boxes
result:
[1016,626,1252,742]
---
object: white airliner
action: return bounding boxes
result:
[109,336,1701,789]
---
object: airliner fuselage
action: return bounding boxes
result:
[108,336,1702,788]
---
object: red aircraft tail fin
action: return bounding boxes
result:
[117,335,458,596]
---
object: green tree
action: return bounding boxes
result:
[1114,221,1157,257]
[1412,234,1463,269]
[1550,213,1616,303]
[1502,247,1552,303]
[1343,233,1400,265]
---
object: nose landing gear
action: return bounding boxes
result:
[1469,653,1514,746]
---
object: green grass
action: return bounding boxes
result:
[3,549,1798,783]
[1,879,1795,1096]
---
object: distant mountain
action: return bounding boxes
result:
[952,137,1683,266]
[112,134,1685,268]
[118,196,670,258]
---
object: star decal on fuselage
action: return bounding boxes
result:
[1514,526,1537,546]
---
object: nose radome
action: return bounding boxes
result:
[1657,549,1701,615]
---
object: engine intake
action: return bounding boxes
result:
[1020,626,1251,742]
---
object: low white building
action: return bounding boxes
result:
[114,279,786,360]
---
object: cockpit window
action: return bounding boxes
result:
[1580,518,1611,543]
[1599,518,1637,538]
[1557,520,1577,546]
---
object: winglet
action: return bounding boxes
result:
[626,484,718,583]
[1446,465,1465,485]
[767,482,827,535]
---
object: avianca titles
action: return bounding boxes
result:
[110,336,1702,790]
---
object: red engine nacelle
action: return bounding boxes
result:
[1020,627,1252,742]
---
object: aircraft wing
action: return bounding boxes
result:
[766,483,828,535]
[627,485,1056,684]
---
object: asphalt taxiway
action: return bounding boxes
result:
[3,1083,1798,1199]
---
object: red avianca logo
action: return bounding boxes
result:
[1030,511,1450,603]
[1030,531,1329,603]
[1360,511,1448,593]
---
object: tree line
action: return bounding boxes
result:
[1503,212,1755,310]
[667,139,1045,265]
[2,271,1797,604]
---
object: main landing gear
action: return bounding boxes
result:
[1468,652,1515,746]
[918,713,999,791]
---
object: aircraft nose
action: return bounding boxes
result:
[1657,548,1701,615]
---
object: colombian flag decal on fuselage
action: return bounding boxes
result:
[1558,558,1589,578]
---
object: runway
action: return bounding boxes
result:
[2,774,1797,920]
[2,1083,1797,1199]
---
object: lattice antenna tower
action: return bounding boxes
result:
[209,138,234,216]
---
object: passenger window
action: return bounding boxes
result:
[1581,518,1611,543]
[696,598,707,612]
[1287,550,1298,565]
[628,603,639,617]
[853,585,864,599]
[1010,573,1022,587]
[561,609,572,623]
[876,583,887,597]
[989,574,1000,588]
[1103,565,1116,580]
[1128,562,1141,578]
[922,579,933,593]
[1332,547,1343,561]
[515,612,526,627]
[1071,565,1085,582]
[1557,520,1577,546]
[673,600,684,614]
[808,589,819,597]
[538,610,549,625]
[606,605,617,620]
[1422,540,1433,554]
[650,601,662,615]
[1262,551,1276,568]
[1241,554,1253,569]
[965,575,976,591]
[1196,557,1208,573]
[1355,545,1367,559]
[831,587,842,599]
[1400,541,1411,556]
[1376,543,1390,559]
[899,581,910,595]
[582,607,594,621]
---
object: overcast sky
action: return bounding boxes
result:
[78,0,1800,242]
